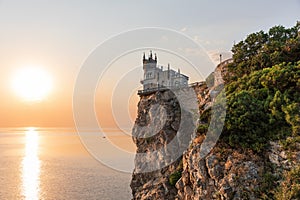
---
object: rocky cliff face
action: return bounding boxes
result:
[130,85,204,200]
[130,90,182,200]
[130,61,300,199]
[175,137,300,199]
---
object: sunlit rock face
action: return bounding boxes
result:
[176,142,264,200]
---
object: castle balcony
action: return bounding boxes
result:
[137,86,169,96]
[137,82,205,96]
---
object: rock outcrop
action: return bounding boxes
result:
[130,60,300,199]
[130,90,182,200]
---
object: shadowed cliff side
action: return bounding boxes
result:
[130,83,206,199]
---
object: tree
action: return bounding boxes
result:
[226,23,300,83]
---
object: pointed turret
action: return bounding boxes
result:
[142,51,157,70]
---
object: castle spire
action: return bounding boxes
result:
[155,53,157,61]
[149,50,153,59]
[143,52,146,60]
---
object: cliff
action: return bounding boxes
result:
[130,61,300,199]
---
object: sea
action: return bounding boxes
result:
[0,127,134,200]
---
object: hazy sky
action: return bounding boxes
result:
[0,0,299,128]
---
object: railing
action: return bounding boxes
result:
[137,87,169,96]
[137,81,206,96]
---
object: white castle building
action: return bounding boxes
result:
[140,51,189,91]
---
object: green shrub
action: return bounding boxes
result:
[223,62,300,152]
[197,124,208,133]
[223,23,300,153]
[200,108,211,123]
[169,171,182,186]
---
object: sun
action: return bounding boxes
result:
[12,67,53,102]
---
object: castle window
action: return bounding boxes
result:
[146,72,152,79]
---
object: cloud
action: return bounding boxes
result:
[180,27,187,32]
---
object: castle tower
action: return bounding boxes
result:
[143,50,157,69]
[139,51,189,94]
[141,51,158,90]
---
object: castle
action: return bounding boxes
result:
[140,51,189,92]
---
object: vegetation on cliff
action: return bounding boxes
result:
[224,62,300,152]
[219,22,300,199]
[225,22,300,82]
[223,23,300,153]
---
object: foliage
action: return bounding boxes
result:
[169,171,182,186]
[197,124,208,133]
[168,158,184,187]
[220,22,300,152]
[275,165,300,200]
[200,107,211,123]
[280,136,300,151]
[257,172,279,199]
[224,60,300,152]
[225,22,300,83]
[176,158,183,171]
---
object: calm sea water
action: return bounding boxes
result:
[0,128,133,200]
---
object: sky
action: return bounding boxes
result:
[0,0,299,128]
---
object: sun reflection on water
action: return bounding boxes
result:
[22,127,40,200]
